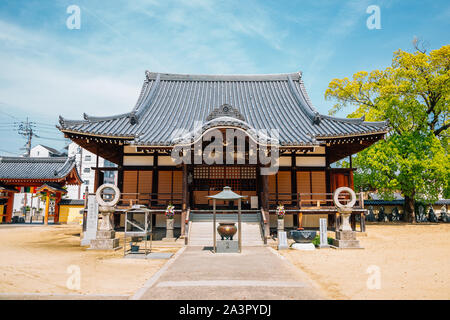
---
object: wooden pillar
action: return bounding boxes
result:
[93,145,100,192]
[5,192,14,223]
[117,146,124,192]
[291,154,297,207]
[360,213,366,232]
[54,193,61,223]
[261,171,270,237]
[44,191,50,225]
[350,213,356,231]
[151,152,159,206]
[261,173,269,210]
[349,170,354,189]
[213,199,216,253]
[181,164,188,237]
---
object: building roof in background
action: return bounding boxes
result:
[0,156,80,183]
[32,144,64,156]
[58,71,388,146]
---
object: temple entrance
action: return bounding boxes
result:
[191,165,257,210]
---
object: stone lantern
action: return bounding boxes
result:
[332,187,362,249]
[89,184,121,250]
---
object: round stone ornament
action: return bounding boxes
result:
[333,187,356,208]
[96,184,121,207]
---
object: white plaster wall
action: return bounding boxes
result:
[296,156,326,167]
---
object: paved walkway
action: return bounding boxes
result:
[137,246,325,300]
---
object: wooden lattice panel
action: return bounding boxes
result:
[172,171,182,204]
[277,171,292,203]
[311,171,326,200]
[297,171,311,200]
[123,170,138,197]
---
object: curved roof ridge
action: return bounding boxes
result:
[297,77,320,115]
[0,156,68,163]
[145,71,301,82]
[287,74,320,124]
[133,72,161,119]
[58,116,89,128]
[320,114,388,127]
[82,112,133,122]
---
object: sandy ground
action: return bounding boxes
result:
[0,225,179,296]
[280,224,450,300]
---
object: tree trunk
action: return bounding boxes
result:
[404,194,415,223]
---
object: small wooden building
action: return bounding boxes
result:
[58,71,387,234]
[0,156,82,224]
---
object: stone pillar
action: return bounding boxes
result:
[162,218,176,241]
[277,217,284,234]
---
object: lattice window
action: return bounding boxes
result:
[193,166,256,192]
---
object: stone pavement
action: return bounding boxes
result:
[136,246,325,300]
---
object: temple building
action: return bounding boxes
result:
[0,156,82,224]
[58,71,387,239]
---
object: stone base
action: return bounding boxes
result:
[336,230,356,240]
[331,239,363,249]
[161,237,177,242]
[290,243,315,251]
[90,238,120,250]
[216,240,239,253]
[332,230,363,249]
[97,230,115,239]
[318,244,330,249]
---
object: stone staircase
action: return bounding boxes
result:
[188,213,265,246]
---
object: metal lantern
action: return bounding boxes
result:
[207,186,247,253]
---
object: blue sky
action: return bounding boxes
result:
[0,0,449,155]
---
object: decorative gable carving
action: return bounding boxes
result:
[206,104,245,122]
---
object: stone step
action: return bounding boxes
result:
[190,213,260,222]
[188,220,264,246]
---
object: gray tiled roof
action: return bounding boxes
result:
[0,156,77,180]
[60,199,85,206]
[58,71,388,146]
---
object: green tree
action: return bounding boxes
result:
[325,44,450,222]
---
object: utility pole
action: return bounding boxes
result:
[16,117,37,157]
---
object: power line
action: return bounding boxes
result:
[35,135,69,142]
[0,148,18,155]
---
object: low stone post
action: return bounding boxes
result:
[319,218,329,248]
[162,205,176,242]
[164,217,175,239]
[277,217,284,234]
